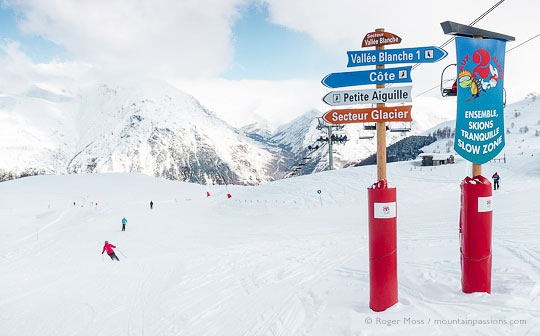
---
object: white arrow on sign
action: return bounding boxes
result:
[322,86,412,106]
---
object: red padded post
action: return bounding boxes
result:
[368,179,398,311]
[460,176,493,294]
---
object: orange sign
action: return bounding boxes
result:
[321,106,412,124]
[362,31,402,48]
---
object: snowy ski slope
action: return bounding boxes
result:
[1,152,539,335]
[2,96,540,335]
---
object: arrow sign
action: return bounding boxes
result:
[321,66,412,88]
[322,86,412,106]
[347,47,448,67]
[321,106,412,124]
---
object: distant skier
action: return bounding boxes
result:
[492,172,500,190]
[121,217,127,231]
[150,200,154,210]
[102,241,120,261]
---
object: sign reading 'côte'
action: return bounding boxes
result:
[321,66,411,88]
[322,86,412,106]
[321,106,412,124]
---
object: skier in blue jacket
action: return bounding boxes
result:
[492,172,500,190]
[122,217,127,231]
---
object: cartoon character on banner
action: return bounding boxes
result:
[458,49,502,102]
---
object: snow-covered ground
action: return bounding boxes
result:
[1,149,539,335]
[2,96,540,335]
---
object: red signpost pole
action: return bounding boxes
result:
[368,28,398,312]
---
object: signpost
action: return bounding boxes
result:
[321,66,412,88]
[441,20,514,296]
[347,46,448,67]
[320,27,448,312]
[322,86,412,106]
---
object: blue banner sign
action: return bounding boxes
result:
[347,46,447,67]
[321,66,412,88]
[454,36,506,165]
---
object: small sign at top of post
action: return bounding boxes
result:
[362,31,402,48]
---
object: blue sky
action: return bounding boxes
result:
[223,4,341,80]
[0,5,69,62]
[0,2,341,80]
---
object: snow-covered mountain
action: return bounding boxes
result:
[265,103,456,176]
[3,79,535,185]
[419,93,540,161]
[0,81,282,185]
[67,82,281,185]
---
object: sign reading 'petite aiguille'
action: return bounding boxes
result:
[322,86,412,106]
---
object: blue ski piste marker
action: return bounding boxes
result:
[347,46,447,67]
[321,66,412,88]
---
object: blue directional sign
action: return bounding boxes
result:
[347,46,448,67]
[321,66,412,88]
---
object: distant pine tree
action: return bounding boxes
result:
[354,135,437,166]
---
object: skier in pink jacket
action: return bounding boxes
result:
[102,241,120,261]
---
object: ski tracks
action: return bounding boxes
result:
[148,234,364,336]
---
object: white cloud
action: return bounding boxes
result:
[0,41,93,95]
[172,78,328,130]
[3,0,539,131]
[5,0,248,79]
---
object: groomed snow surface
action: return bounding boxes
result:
[1,152,539,335]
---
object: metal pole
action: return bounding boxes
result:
[376,28,387,181]
[327,126,334,170]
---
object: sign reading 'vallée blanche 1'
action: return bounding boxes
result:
[322,86,412,106]
[321,66,411,88]
[321,106,412,124]
[347,46,448,67]
[454,36,506,164]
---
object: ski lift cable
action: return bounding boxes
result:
[411,0,505,71]
[388,0,507,90]
[506,32,540,53]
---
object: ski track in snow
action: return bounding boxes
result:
[1,153,540,335]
